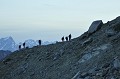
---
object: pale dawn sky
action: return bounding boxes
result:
[0,0,120,43]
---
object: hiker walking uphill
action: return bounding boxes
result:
[61,36,64,42]
[69,34,72,41]
[61,34,72,42]
[38,40,41,45]
[65,36,68,41]
[19,45,21,49]
[23,42,25,48]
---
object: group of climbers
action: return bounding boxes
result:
[19,34,72,50]
[19,40,41,50]
[61,34,72,42]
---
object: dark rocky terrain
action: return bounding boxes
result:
[0,50,11,60]
[0,16,120,79]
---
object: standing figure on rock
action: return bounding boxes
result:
[39,40,41,45]
[69,34,72,41]
[61,36,64,42]
[19,45,21,50]
[65,36,68,41]
[23,42,26,48]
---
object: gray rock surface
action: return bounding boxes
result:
[113,57,120,69]
[88,20,103,34]
[0,50,11,60]
[79,44,111,63]
[82,38,93,46]
[105,29,117,37]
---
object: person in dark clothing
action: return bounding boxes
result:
[19,45,21,50]
[39,40,41,45]
[61,36,64,42]
[69,34,72,41]
[68,34,72,41]
[65,36,68,41]
[23,42,25,48]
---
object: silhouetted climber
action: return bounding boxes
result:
[69,34,72,41]
[61,36,64,42]
[23,42,25,48]
[65,36,68,41]
[38,40,41,45]
[19,45,21,50]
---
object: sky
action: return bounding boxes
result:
[0,0,120,43]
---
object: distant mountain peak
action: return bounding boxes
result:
[0,36,17,52]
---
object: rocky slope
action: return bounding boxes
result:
[0,16,120,79]
[0,50,11,60]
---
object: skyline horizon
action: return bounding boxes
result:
[0,0,120,43]
[0,16,119,43]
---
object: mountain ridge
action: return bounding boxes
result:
[0,37,55,60]
[0,16,120,79]
[0,36,17,52]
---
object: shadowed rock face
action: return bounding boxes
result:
[0,50,11,60]
[0,16,120,79]
[88,20,103,34]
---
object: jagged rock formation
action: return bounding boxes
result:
[0,16,120,79]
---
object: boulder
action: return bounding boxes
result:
[105,29,117,37]
[82,38,93,46]
[96,72,102,76]
[113,57,120,69]
[84,76,91,79]
[88,20,103,34]
[78,53,93,63]
[80,72,89,78]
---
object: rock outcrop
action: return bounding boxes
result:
[88,20,103,34]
